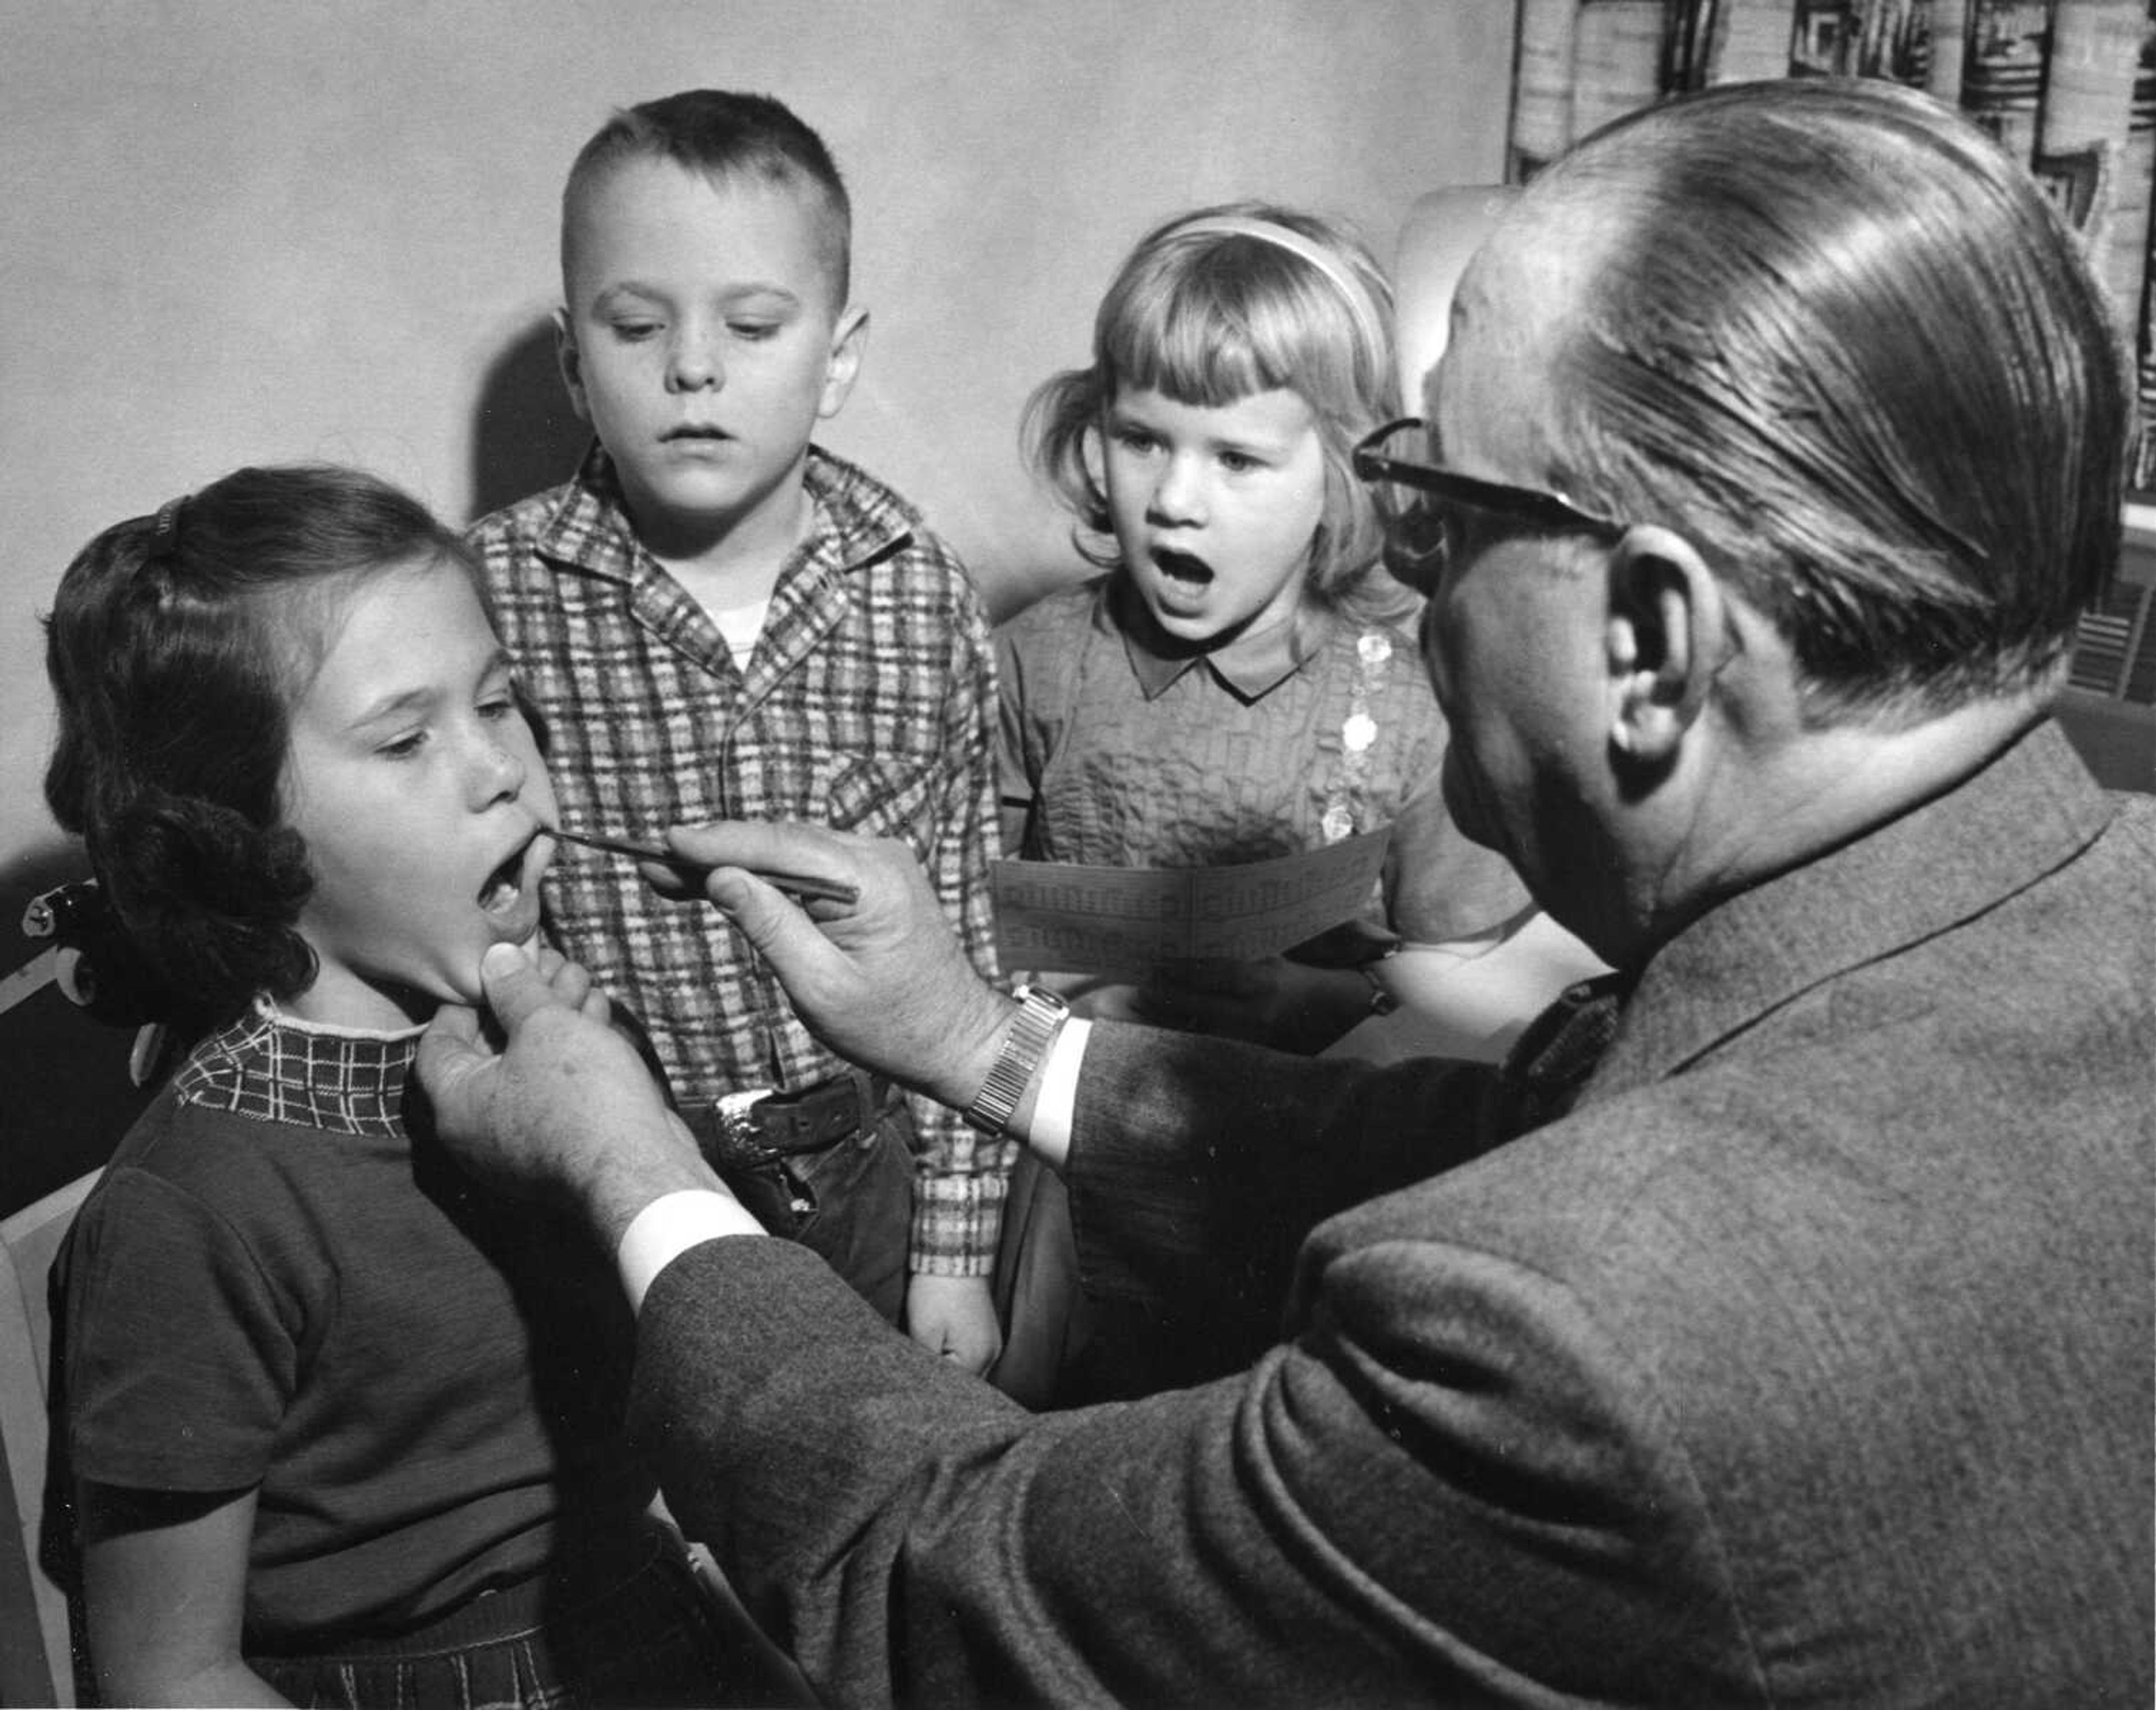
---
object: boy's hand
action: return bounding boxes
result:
[657,821,1017,1115]
[904,1273,1003,1374]
[419,943,725,1250]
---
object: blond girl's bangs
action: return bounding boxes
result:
[1097,254,1374,424]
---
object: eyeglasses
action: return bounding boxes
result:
[1351,417,1623,585]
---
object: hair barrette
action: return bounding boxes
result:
[152,494,189,541]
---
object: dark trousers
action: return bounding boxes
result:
[714,1098,917,1325]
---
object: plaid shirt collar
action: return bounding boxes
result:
[176,999,423,1139]
[535,440,917,591]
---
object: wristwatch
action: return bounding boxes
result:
[962,984,1070,1137]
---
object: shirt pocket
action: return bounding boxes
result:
[819,751,943,861]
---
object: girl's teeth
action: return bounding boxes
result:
[479,850,525,913]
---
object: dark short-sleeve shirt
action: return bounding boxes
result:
[56,1005,647,1650]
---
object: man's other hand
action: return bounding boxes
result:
[418,942,723,1249]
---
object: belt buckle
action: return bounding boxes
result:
[713,1087,780,1169]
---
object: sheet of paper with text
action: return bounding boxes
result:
[991,828,1391,975]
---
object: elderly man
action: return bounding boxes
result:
[421,79,2152,1706]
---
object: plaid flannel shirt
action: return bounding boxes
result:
[468,443,1010,1274]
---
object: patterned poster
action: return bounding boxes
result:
[1963,1,2054,162]
[1706,0,1803,81]
[1572,1,1671,138]
[1787,1,1931,80]
[2037,1,2149,324]
[1513,0,1582,175]
[1930,0,1972,98]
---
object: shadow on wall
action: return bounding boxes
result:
[460,311,1084,628]
[469,317,589,523]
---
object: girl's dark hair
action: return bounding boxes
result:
[43,464,476,1021]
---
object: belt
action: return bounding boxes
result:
[695,1068,893,1172]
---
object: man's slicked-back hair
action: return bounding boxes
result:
[1526,77,2130,721]
[560,88,852,307]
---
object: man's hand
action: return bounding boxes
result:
[417,942,725,1251]
[657,821,1017,1114]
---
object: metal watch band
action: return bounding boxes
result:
[962,984,1070,1137]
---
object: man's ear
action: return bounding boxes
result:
[554,307,591,425]
[818,304,870,420]
[1604,524,1728,767]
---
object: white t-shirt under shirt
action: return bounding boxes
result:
[711,598,769,673]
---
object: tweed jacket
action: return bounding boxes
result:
[632,719,2153,1707]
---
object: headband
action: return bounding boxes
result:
[1166,214,1390,364]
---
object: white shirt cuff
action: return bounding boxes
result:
[616,1188,764,1313]
[1024,1016,1090,1173]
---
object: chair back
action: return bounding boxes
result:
[1390,184,1516,417]
[0,1169,98,1708]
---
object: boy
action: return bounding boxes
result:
[468,90,1005,1370]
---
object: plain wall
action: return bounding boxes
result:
[0,0,1513,891]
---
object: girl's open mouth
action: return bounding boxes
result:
[477,838,535,917]
[1153,546,1213,586]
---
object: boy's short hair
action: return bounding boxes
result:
[561,89,852,306]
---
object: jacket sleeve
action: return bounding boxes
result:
[1063,1020,1508,1329]
[630,1208,1739,1708]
